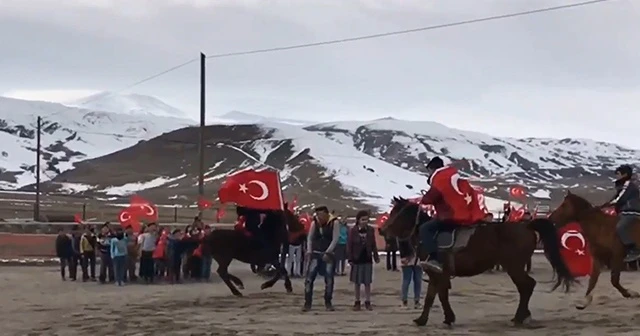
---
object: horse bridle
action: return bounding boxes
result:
[389,201,423,242]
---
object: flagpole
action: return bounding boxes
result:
[197,52,206,217]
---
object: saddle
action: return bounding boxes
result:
[435,222,480,251]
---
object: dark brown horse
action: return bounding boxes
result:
[379,196,575,327]
[548,191,640,309]
[202,205,304,296]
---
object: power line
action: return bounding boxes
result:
[42,58,198,119]
[205,0,612,59]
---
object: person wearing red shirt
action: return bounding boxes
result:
[418,157,482,273]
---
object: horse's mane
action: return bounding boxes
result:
[566,192,595,211]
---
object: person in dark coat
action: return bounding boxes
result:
[55,229,73,280]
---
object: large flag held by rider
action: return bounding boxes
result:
[557,222,593,277]
[218,169,284,211]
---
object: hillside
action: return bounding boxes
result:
[2,96,635,213]
[0,95,195,189]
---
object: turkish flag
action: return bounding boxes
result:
[215,207,225,223]
[73,213,83,224]
[558,222,593,277]
[508,205,526,222]
[471,184,489,214]
[510,186,526,198]
[234,216,251,237]
[218,169,283,210]
[118,206,141,233]
[197,196,213,210]
[129,195,158,222]
[299,212,312,233]
[288,195,298,212]
[602,207,617,216]
[376,212,389,227]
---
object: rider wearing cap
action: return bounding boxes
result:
[605,164,640,262]
[418,157,484,273]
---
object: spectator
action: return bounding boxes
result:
[55,228,73,281]
[399,240,422,309]
[201,225,214,281]
[138,223,158,283]
[346,210,380,311]
[79,226,97,281]
[335,217,348,276]
[302,206,340,312]
[110,228,128,286]
[69,225,82,281]
[97,223,114,283]
[124,225,139,283]
[287,234,303,277]
[167,229,187,283]
[384,233,399,272]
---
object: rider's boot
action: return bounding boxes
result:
[624,244,640,262]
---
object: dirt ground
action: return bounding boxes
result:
[2,255,640,336]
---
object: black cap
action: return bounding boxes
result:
[426,157,444,170]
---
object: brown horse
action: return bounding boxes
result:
[548,191,640,309]
[202,205,305,296]
[379,196,575,327]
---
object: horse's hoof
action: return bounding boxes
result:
[232,292,243,297]
[237,285,245,290]
[443,321,454,328]
[575,295,592,310]
[413,317,428,326]
[628,290,640,298]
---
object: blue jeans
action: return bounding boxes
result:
[113,256,126,284]
[201,255,213,280]
[419,219,442,257]
[304,253,335,305]
[401,265,422,302]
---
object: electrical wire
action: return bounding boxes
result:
[205,0,612,59]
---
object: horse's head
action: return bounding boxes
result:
[379,196,426,240]
[549,190,594,227]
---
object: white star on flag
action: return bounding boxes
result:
[576,249,585,256]
[239,184,248,193]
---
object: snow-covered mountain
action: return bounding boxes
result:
[4,94,636,212]
[0,95,194,189]
[218,111,313,126]
[69,92,193,119]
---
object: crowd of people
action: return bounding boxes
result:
[54,217,211,285]
[52,210,425,311]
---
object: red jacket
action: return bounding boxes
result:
[420,166,484,225]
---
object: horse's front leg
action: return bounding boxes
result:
[576,258,601,309]
[260,246,287,291]
[414,273,440,326]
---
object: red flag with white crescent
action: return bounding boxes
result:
[557,222,593,277]
[129,195,158,222]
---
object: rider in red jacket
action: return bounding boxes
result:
[418,157,483,273]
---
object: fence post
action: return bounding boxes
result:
[82,203,87,220]
[174,206,178,223]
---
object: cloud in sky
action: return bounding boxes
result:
[1,0,639,147]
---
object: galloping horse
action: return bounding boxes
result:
[202,204,304,296]
[549,191,640,309]
[380,197,575,327]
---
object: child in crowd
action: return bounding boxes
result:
[110,228,128,286]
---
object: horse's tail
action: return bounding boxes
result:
[527,218,577,292]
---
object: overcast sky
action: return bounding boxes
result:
[1,0,639,147]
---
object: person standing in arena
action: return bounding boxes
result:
[97,223,114,283]
[137,223,158,283]
[55,228,73,281]
[302,206,340,312]
[346,210,380,311]
[335,216,349,276]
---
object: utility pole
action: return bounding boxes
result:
[197,52,206,216]
[34,116,41,221]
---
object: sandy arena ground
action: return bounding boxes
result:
[1,255,640,336]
